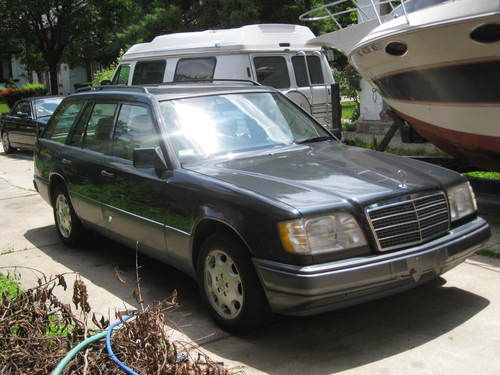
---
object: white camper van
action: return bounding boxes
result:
[111,24,337,128]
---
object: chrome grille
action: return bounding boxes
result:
[366,192,450,251]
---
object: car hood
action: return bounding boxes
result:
[187,142,462,214]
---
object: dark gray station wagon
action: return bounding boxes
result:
[34,83,490,332]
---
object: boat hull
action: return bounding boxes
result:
[350,4,500,170]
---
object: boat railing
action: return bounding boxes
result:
[299,0,412,29]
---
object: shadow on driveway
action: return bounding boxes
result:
[24,225,490,374]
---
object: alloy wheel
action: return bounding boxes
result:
[204,249,244,319]
[55,194,72,238]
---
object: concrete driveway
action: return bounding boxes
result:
[0,148,499,374]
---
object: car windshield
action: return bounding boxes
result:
[35,98,63,118]
[160,92,331,163]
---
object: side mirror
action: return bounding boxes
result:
[133,147,168,171]
[100,79,112,86]
[17,111,29,118]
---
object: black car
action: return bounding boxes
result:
[1,96,64,153]
[33,84,490,332]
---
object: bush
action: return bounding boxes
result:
[92,65,116,87]
[333,64,361,122]
[0,83,47,107]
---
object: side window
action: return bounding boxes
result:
[44,101,84,143]
[112,104,157,161]
[174,57,216,82]
[12,101,31,116]
[132,60,166,85]
[291,56,309,87]
[253,56,290,89]
[112,65,131,85]
[67,103,92,146]
[83,103,118,153]
[306,56,325,84]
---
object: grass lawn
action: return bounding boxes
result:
[0,102,10,114]
[464,171,500,180]
[341,100,356,121]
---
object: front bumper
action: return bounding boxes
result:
[253,217,490,316]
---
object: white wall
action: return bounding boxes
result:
[10,56,29,86]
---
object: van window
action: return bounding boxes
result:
[306,56,325,85]
[253,57,290,89]
[174,57,216,81]
[291,56,309,87]
[83,103,118,153]
[112,65,131,85]
[132,60,166,85]
[112,104,157,160]
[44,101,84,143]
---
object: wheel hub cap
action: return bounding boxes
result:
[204,249,244,319]
[2,133,9,150]
[55,194,72,238]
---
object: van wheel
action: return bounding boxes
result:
[2,131,15,154]
[53,185,84,247]
[197,234,271,333]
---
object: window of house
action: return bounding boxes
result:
[306,56,325,84]
[112,65,131,85]
[291,56,309,87]
[174,57,217,82]
[82,103,118,153]
[132,60,166,85]
[112,104,157,160]
[253,56,290,89]
[44,100,84,143]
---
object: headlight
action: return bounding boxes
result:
[278,213,367,255]
[447,182,477,222]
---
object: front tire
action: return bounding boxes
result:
[52,185,84,247]
[197,234,271,333]
[2,131,15,154]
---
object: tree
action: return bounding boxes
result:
[1,0,90,94]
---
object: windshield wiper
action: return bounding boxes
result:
[295,136,333,144]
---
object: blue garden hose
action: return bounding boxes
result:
[52,314,138,375]
[106,314,139,375]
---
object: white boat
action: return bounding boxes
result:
[302,0,500,170]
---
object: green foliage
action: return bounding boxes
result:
[464,171,500,180]
[477,247,500,259]
[0,274,21,303]
[92,65,117,87]
[0,83,47,108]
[334,65,361,121]
[0,103,10,114]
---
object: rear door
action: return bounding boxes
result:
[63,101,119,227]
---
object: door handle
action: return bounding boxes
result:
[100,170,115,178]
[62,158,72,166]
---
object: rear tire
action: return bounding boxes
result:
[197,234,271,333]
[2,131,15,154]
[52,184,84,247]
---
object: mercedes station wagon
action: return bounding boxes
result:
[33,83,490,332]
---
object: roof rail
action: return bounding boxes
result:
[75,85,150,93]
[154,79,261,86]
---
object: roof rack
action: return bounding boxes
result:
[75,85,150,93]
[74,79,261,94]
[150,79,261,86]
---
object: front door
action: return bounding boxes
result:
[100,102,168,256]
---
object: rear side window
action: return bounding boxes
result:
[44,101,84,143]
[83,103,118,153]
[253,56,290,89]
[291,56,309,87]
[174,57,216,82]
[112,65,131,85]
[12,101,31,116]
[112,104,157,160]
[306,56,325,84]
[132,60,166,85]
